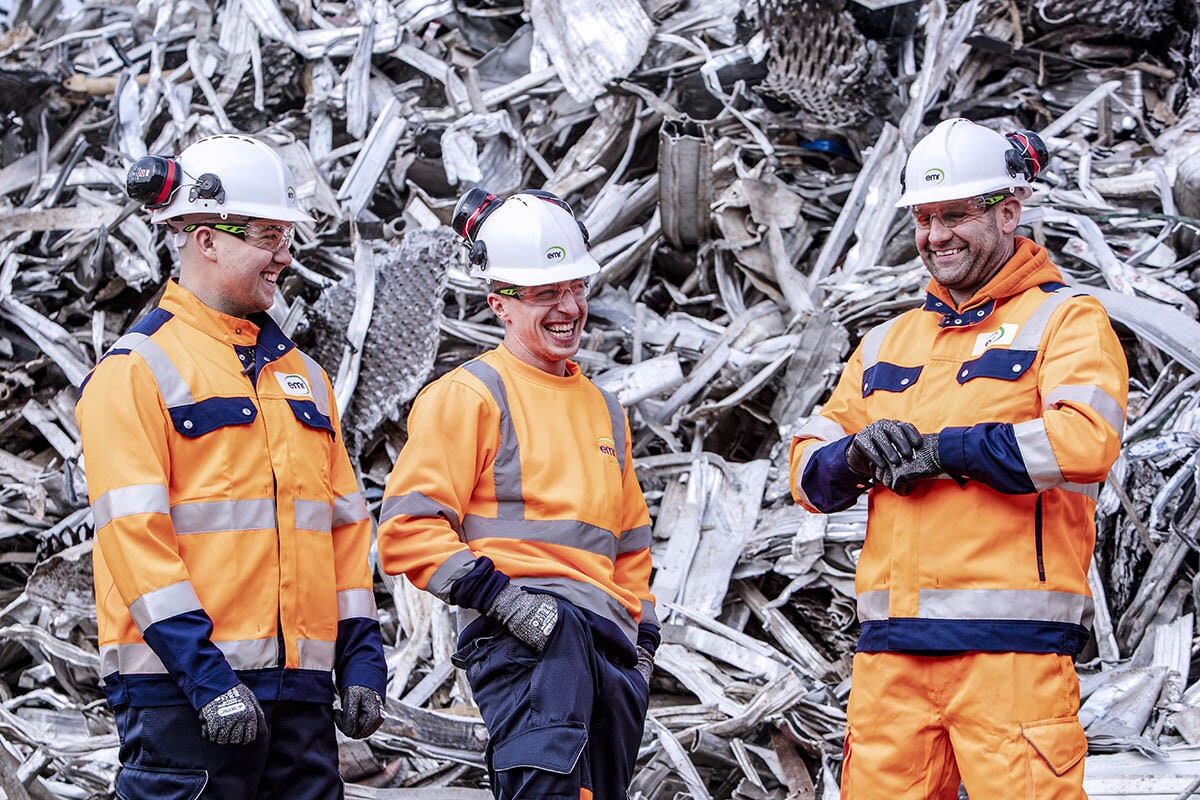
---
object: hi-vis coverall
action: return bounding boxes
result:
[378,344,657,800]
[77,281,386,798]
[789,238,1128,799]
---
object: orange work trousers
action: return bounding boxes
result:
[841,651,1088,800]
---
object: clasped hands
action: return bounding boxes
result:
[846,419,942,495]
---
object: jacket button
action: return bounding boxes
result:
[1012,364,1022,372]
[242,408,253,416]
[277,344,286,351]
[183,419,194,429]
[976,310,985,316]
[960,369,969,378]
[304,412,312,420]
[900,378,910,386]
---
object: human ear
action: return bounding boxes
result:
[486,292,511,324]
[998,198,1023,235]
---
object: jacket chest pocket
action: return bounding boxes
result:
[861,362,923,398]
[287,398,334,437]
[169,397,258,437]
[956,349,1036,384]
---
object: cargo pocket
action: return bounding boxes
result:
[492,721,588,775]
[1021,716,1086,796]
[115,765,207,800]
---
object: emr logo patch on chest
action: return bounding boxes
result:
[598,436,618,460]
[972,323,1018,356]
[274,372,313,398]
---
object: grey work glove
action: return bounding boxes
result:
[846,420,922,483]
[335,685,384,739]
[486,583,559,653]
[635,646,654,688]
[881,433,942,495]
[199,682,266,745]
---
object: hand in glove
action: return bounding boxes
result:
[880,432,942,495]
[335,685,384,739]
[846,420,923,483]
[199,682,266,745]
[635,646,654,688]
[486,583,559,653]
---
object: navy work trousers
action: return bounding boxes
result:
[454,600,650,800]
[112,699,342,800]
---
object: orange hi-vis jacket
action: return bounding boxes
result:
[377,344,657,654]
[77,281,386,710]
[790,238,1128,655]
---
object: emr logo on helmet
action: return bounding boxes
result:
[923,168,945,185]
[545,246,566,262]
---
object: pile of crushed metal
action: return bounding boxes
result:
[2,0,1200,797]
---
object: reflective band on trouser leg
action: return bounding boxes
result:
[841,652,1086,800]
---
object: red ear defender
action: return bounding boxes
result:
[452,188,502,270]
[126,155,183,209]
[1004,130,1049,181]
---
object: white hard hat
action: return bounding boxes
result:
[129,134,313,224]
[895,118,1047,207]
[451,188,600,286]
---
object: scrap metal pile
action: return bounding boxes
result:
[2,0,1200,797]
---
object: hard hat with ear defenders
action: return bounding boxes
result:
[126,134,314,224]
[896,118,1050,207]
[451,188,600,286]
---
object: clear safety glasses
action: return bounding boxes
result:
[495,278,590,306]
[182,220,295,253]
[910,193,1010,230]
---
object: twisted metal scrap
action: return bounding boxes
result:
[757,0,888,127]
[1036,0,1174,39]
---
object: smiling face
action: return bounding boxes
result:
[914,196,1022,306]
[179,217,293,318]
[487,279,588,376]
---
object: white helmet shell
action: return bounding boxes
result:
[466,192,600,286]
[896,118,1033,207]
[150,134,313,223]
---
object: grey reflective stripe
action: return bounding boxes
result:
[640,599,660,628]
[462,360,524,521]
[792,439,842,508]
[100,636,280,676]
[92,483,170,530]
[857,590,889,622]
[512,576,639,647]
[297,638,336,671]
[597,386,627,473]
[295,498,333,533]
[1045,385,1126,436]
[126,334,194,408]
[337,587,378,620]
[795,415,846,443]
[858,588,1094,628]
[426,549,479,601]
[618,524,652,554]
[332,491,368,528]
[128,581,203,632]
[379,491,462,533]
[860,317,901,371]
[462,515,619,561]
[1013,418,1065,491]
[1009,287,1078,350]
[170,498,277,535]
[1061,481,1101,501]
[297,351,331,418]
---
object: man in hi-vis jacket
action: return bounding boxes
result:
[790,119,1127,799]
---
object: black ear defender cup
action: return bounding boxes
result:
[126,155,182,208]
[1005,130,1049,181]
[452,187,502,271]
[522,188,590,245]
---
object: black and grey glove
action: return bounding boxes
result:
[881,433,942,495]
[486,583,559,653]
[199,682,266,745]
[635,646,654,688]
[335,685,384,739]
[846,420,922,483]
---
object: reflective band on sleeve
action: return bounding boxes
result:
[170,498,277,535]
[618,524,652,553]
[640,599,660,628]
[294,498,333,533]
[297,351,331,418]
[1045,384,1126,436]
[128,581,203,632]
[92,483,170,530]
[792,438,842,508]
[379,491,462,533]
[1013,418,1065,491]
[597,387,627,473]
[794,415,847,443]
[426,549,479,600]
[337,587,378,620]
[332,491,368,527]
[130,336,194,408]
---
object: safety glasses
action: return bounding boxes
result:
[495,278,590,306]
[182,220,295,253]
[911,193,1010,230]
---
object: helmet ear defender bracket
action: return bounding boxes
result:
[126,155,228,209]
